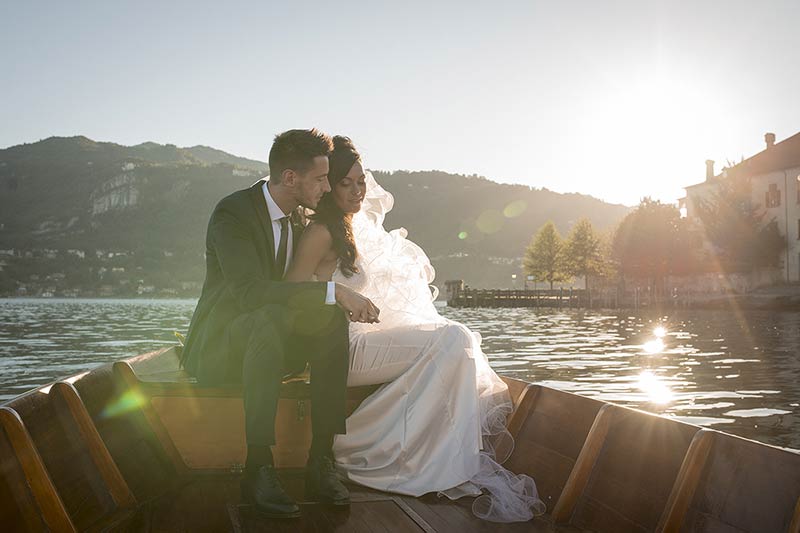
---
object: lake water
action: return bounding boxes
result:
[1,298,799,451]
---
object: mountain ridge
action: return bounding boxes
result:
[0,136,631,294]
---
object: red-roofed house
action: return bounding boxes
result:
[680,131,800,285]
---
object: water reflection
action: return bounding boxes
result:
[446,307,800,451]
[637,371,673,404]
[1,299,799,451]
[0,298,192,400]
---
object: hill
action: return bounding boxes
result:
[0,136,631,296]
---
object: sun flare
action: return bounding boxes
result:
[637,371,674,405]
[643,338,665,354]
[578,71,725,204]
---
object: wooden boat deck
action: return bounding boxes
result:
[2,345,800,532]
[144,470,575,533]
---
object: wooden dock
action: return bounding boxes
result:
[446,287,591,308]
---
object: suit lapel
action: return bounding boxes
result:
[248,180,276,271]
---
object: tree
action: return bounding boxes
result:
[612,198,694,293]
[561,218,604,291]
[694,176,784,272]
[523,221,569,290]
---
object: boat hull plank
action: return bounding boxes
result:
[506,385,605,510]
[0,407,73,531]
[676,431,800,532]
[4,387,120,531]
[0,423,47,531]
[565,406,699,532]
[70,362,179,503]
[50,381,137,509]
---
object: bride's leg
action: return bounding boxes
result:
[346,321,483,387]
[346,323,453,387]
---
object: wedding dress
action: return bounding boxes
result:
[329,171,546,522]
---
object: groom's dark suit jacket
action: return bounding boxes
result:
[180,179,325,384]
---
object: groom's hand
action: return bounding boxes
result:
[335,284,380,323]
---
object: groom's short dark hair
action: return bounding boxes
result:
[268,128,333,182]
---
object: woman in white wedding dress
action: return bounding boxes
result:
[285,136,545,522]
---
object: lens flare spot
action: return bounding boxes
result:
[458,231,468,240]
[638,371,673,404]
[643,338,665,354]
[653,326,667,338]
[503,200,527,218]
[476,210,504,234]
[100,389,148,419]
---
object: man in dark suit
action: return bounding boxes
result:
[181,129,379,518]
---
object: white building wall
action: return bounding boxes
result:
[683,165,800,285]
[752,165,800,283]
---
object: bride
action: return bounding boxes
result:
[285,136,545,522]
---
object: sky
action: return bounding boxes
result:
[2,0,800,206]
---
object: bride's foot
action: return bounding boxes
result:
[305,455,350,506]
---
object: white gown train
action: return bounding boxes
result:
[323,171,545,522]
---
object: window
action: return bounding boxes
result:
[796,175,800,204]
[766,183,781,208]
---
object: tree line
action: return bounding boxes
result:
[523,176,785,294]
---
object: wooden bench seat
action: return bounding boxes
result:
[111,347,385,471]
[110,346,531,473]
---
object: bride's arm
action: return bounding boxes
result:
[285,223,333,282]
[287,223,380,323]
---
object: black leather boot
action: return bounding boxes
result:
[240,465,301,518]
[305,455,350,505]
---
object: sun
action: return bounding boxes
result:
[575,70,725,205]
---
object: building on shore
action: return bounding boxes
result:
[679,131,800,289]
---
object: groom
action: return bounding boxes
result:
[181,128,378,518]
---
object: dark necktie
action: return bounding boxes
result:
[276,216,289,278]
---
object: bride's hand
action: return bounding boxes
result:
[335,284,380,323]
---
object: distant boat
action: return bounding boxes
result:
[1,346,798,532]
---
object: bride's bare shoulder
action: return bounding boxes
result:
[301,222,333,246]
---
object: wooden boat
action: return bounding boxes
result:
[1,345,799,532]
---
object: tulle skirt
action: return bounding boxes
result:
[328,169,545,522]
[333,319,546,522]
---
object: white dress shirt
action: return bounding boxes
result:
[262,180,335,304]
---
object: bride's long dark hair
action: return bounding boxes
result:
[311,135,360,277]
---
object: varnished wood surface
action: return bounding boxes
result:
[677,430,800,533]
[51,381,137,509]
[506,385,604,512]
[551,403,614,524]
[6,385,121,532]
[140,470,580,533]
[790,496,800,533]
[0,422,48,531]
[114,361,190,476]
[71,362,178,503]
[568,406,699,533]
[234,500,431,532]
[3,345,800,532]
[0,406,76,532]
[657,429,714,532]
